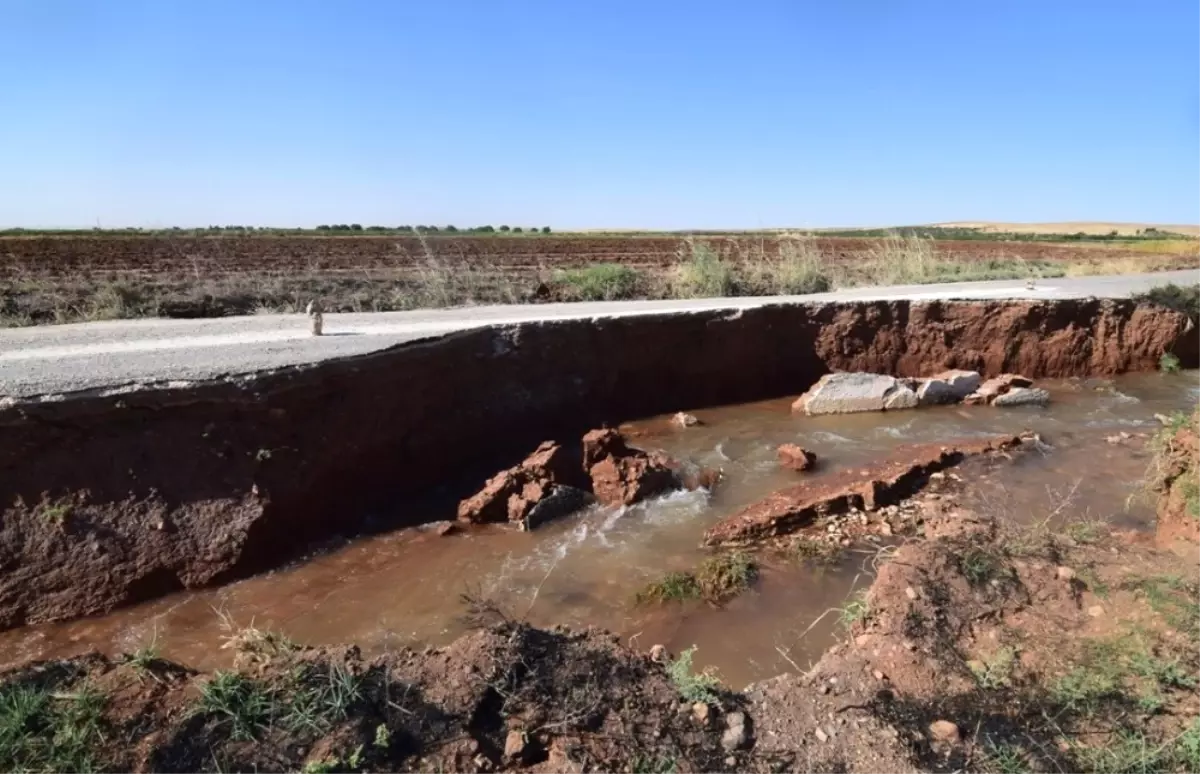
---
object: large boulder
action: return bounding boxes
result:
[583,429,682,506]
[917,370,982,406]
[793,373,920,415]
[458,441,592,527]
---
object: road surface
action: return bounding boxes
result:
[2,269,1196,399]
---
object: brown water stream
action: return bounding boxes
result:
[2,372,1195,688]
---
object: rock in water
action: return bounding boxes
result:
[777,444,817,471]
[992,387,1050,407]
[793,373,906,415]
[917,370,982,405]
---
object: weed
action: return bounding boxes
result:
[195,671,275,741]
[1132,283,1200,320]
[981,740,1029,774]
[635,572,701,605]
[1065,518,1105,545]
[555,264,641,301]
[632,753,678,773]
[1121,575,1199,633]
[970,646,1018,690]
[793,537,844,565]
[302,757,339,773]
[666,646,722,703]
[373,722,391,749]
[283,662,362,734]
[215,608,298,660]
[636,552,757,605]
[122,630,162,673]
[744,236,833,295]
[1075,720,1200,774]
[838,590,869,628]
[672,239,736,298]
[695,551,757,602]
[1160,352,1182,373]
[957,545,1009,587]
[32,494,73,528]
[0,682,108,773]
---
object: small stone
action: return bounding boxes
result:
[504,730,525,760]
[815,728,829,743]
[818,684,830,695]
[930,471,946,481]
[435,522,459,537]
[724,756,737,768]
[928,720,960,744]
[879,521,893,536]
[721,711,748,751]
[905,586,918,600]
[855,634,872,646]
[649,644,668,663]
[672,412,701,428]
[1088,605,1105,618]
[873,669,886,681]
[692,702,711,725]
[473,753,492,771]
[1056,566,1076,582]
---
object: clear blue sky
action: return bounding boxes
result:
[3,0,1197,229]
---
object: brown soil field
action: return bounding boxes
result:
[1,234,1194,277]
[1,234,1195,325]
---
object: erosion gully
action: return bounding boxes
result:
[2,370,1194,689]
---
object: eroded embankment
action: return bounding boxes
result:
[0,298,1193,628]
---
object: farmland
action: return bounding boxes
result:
[1,231,1196,325]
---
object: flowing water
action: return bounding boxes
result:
[2,372,1196,688]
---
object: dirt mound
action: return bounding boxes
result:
[1153,410,1199,548]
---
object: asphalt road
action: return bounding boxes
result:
[2,269,1196,399]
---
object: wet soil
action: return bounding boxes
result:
[2,372,1194,696]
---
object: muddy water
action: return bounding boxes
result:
[2,372,1196,688]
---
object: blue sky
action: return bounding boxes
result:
[3,0,1197,229]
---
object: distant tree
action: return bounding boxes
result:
[350,223,363,231]
[444,225,458,232]
[397,225,414,232]
[415,225,427,232]
[316,225,330,230]
[426,225,440,232]
[542,226,551,234]
[475,225,495,233]
[499,225,510,232]
[512,226,523,233]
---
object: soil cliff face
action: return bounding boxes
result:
[1155,410,1200,548]
[0,298,1193,628]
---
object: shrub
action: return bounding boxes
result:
[666,646,722,702]
[542,226,551,234]
[746,236,833,295]
[499,225,510,232]
[556,264,642,301]
[1161,352,1182,373]
[673,239,736,298]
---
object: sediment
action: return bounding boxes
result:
[0,298,1194,628]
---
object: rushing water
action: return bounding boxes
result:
[1,371,1195,689]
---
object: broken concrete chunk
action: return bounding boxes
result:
[792,373,903,415]
[964,374,1035,405]
[917,370,982,405]
[883,383,919,410]
[992,387,1050,407]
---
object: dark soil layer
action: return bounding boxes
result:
[0,299,1195,630]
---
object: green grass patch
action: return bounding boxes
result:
[635,552,757,605]
[555,263,642,301]
[672,240,737,298]
[0,682,107,773]
[1160,352,1182,373]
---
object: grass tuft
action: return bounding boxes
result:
[635,552,758,605]
[0,682,107,773]
[672,239,736,298]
